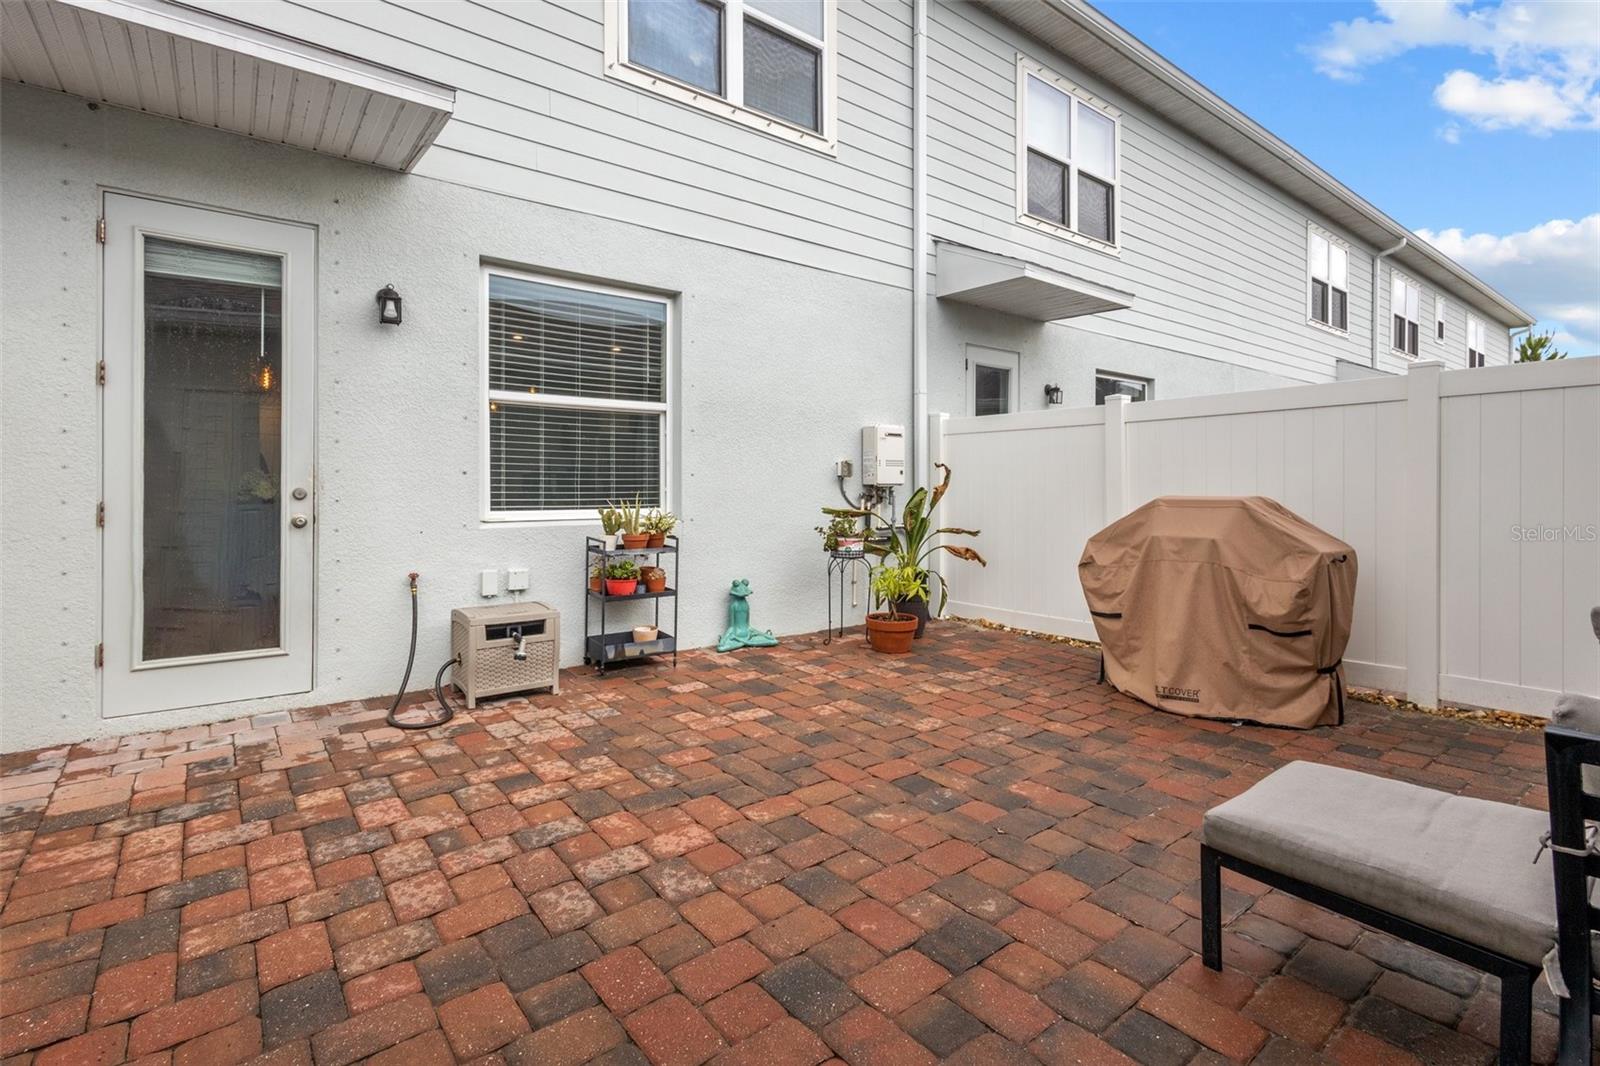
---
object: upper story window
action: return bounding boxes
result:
[1307,226,1348,333]
[1017,57,1121,249]
[1391,272,1420,357]
[606,0,836,152]
[484,268,670,520]
[1467,315,1488,367]
[1434,295,1447,344]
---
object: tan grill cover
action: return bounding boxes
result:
[1078,497,1356,728]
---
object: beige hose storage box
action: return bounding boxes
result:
[450,602,560,708]
[1078,496,1356,728]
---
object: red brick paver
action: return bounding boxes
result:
[0,623,1554,1063]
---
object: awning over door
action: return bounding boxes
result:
[935,241,1133,321]
[1,0,455,171]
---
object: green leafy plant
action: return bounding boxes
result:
[597,506,625,536]
[824,463,985,614]
[644,510,678,535]
[1516,330,1567,362]
[815,514,859,551]
[871,564,928,619]
[604,559,639,580]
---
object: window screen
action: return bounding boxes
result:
[628,0,722,94]
[1021,68,1118,244]
[744,18,819,131]
[1026,151,1067,226]
[486,273,668,515]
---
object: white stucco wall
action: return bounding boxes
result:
[0,87,911,752]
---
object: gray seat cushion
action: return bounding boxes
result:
[1553,692,1600,794]
[1203,761,1556,966]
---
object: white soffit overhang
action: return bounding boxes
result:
[975,0,1534,327]
[0,0,455,171]
[936,242,1133,321]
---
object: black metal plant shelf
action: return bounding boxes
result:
[583,534,680,673]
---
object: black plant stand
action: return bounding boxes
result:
[825,549,869,645]
[584,536,679,673]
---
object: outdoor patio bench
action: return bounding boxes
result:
[1199,728,1599,1064]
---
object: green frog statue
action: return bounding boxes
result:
[716,578,779,652]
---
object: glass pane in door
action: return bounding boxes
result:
[141,237,284,662]
[975,365,1011,416]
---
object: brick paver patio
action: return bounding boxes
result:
[0,623,1554,1065]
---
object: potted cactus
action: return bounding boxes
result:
[603,559,639,596]
[597,506,624,551]
[612,496,649,549]
[644,510,677,548]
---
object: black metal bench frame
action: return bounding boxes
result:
[1199,844,1536,1065]
[1201,725,1600,1066]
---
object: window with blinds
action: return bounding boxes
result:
[484,271,668,518]
[1391,273,1421,357]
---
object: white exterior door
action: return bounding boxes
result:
[101,194,316,718]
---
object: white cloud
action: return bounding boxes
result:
[1415,214,1600,354]
[1308,1,1600,133]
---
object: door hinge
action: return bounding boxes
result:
[96,216,106,243]
[96,501,105,528]
[94,643,104,669]
[96,360,106,386]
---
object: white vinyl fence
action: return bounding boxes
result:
[931,358,1600,715]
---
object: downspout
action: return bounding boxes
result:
[911,0,928,489]
[1370,237,1407,369]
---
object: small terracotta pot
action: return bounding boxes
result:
[641,567,667,593]
[621,533,649,549]
[646,532,666,548]
[604,578,638,596]
[590,574,602,593]
[865,612,918,654]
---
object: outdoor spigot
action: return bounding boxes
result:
[510,625,527,661]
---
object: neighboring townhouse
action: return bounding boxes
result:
[0,0,1532,748]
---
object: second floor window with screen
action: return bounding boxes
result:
[1020,62,1120,246]
[1467,315,1487,367]
[1308,228,1348,332]
[1391,273,1420,357]
[617,0,830,140]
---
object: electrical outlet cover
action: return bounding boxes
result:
[480,569,498,597]
[507,567,530,591]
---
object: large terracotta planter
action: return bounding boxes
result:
[646,532,666,548]
[865,612,918,654]
[621,533,649,549]
[604,578,638,596]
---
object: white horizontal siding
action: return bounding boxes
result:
[186,0,914,287]
[923,2,1519,385]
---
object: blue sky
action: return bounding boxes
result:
[1096,0,1600,353]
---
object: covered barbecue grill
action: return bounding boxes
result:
[1078,496,1356,728]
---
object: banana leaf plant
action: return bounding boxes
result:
[822,462,985,615]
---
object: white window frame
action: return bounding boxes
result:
[1466,314,1488,367]
[1434,294,1447,345]
[480,265,673,524]
[1390,271,1421,358]
[1015,54,1123,254]
[604,0,838,154]
[1305,223,1350,336]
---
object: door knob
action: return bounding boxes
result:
[290,514,309,529]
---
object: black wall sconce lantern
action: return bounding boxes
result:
[1043,383,1064,406]
[376,284,403,326]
